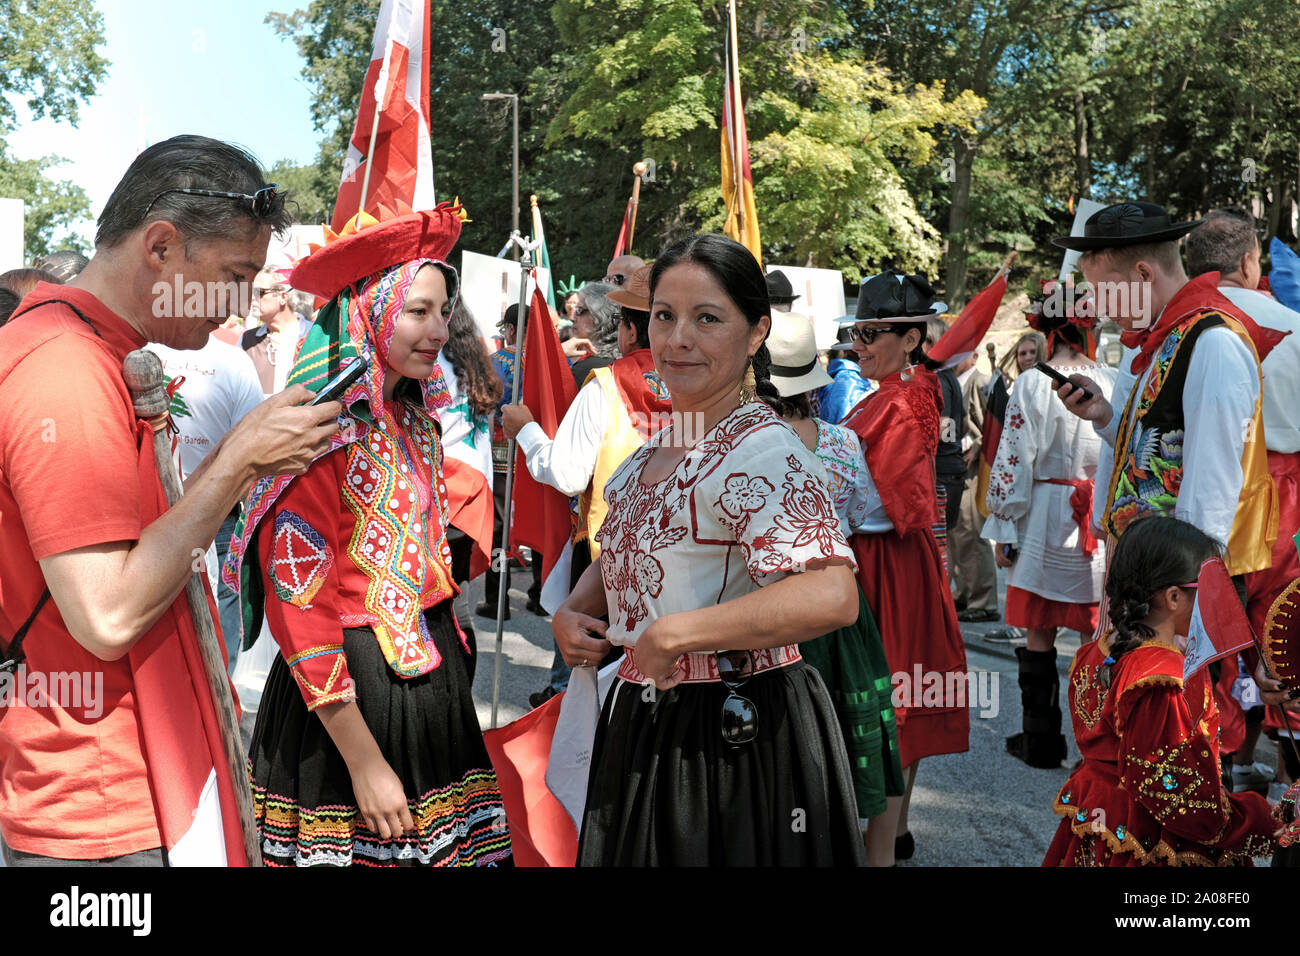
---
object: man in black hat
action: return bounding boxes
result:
[765,270,799,312]
[1053,201,1276,577]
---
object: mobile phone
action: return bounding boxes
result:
[1034,361,1093,402]
[309,358,368,406]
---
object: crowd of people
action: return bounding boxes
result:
[1,135,1299,868]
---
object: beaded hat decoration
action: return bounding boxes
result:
[1262,576,1300,689]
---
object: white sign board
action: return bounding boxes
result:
[459,249,552,344]
[1058,198,1104,280]
[0,198,25,271]
[765,264,847,349]
[265,224,326,271]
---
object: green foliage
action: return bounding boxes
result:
[0,0,108,260]
[274,0,1300,302]
[266,159,332,225]
[0,148,93,260]
[0,0,109,129]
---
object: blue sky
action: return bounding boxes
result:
[8,0,326,244]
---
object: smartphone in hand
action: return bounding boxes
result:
[309,358,368,406]
[1034,361,1093,402]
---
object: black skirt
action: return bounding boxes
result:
[248,601,512,866]
[577,660,866,866]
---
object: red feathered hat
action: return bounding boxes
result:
[290,199,470,301]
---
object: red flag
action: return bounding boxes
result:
[442,457,494,580]
[482,691,578,867]
[928,268,1010,369]
[612,199,632,260]
[331,0,435,231]
[511,276,579,584]
[1185,557,1255,683]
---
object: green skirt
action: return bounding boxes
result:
[800,587,905,820]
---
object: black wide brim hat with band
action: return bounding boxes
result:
[765,269,800,305]
[1051,201,1205,251]
[835,270,946,327]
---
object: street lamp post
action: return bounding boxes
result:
[482,92,520,259]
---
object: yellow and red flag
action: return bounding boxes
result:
[721,0,760,264]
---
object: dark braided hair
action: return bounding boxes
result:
[1100,516,1219,688]
[443,298,503,418]
[648,233,784,413]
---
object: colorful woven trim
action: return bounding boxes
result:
[250,766,512,867]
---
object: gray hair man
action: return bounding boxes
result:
[0,134,340,867]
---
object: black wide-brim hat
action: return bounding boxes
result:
[765,269,800,304]
[1051,201,1204,251]
[835,270,946,326]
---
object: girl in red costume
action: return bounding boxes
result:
[840,271,970,865]
[1044,516,1277,866]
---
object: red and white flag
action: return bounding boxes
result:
[331,0,435,231]
[510,276,579,602]
[928,265,1011,370]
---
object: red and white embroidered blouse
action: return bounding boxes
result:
[595,402,857,656]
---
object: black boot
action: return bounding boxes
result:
[1006,646,1067,769]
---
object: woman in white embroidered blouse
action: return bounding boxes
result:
[982,295,1116,769]
[552,234,865,866]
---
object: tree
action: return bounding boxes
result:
[266,159,332,225]
[0,0,109,260]
[0,0,109,128]
[552,0,982,277]
[0,150,92,258]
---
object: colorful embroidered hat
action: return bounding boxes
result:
[290,199,469,301]
[1261,577,1300,688]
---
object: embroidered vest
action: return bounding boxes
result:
[576,351,671,556]
[1105,311,1276,575]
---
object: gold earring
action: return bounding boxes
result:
[739,358,757,405]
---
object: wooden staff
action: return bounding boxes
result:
[629,162,646,251]
[121,348,262,867]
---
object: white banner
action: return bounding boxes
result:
[0,198,24,271]
[459,249,552,345]
[765,264,847,349]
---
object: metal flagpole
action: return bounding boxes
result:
[491,230,543,728]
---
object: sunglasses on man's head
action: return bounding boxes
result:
[142,183,283,220]
[848,325,902,345]
[604,273,627,286]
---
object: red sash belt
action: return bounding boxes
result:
[1043,477,1098,557]
[618,644,802,685]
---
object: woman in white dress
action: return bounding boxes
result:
[982,292,1117,768]
[552,233,865,865]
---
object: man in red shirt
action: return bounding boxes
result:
[0,134,341,866]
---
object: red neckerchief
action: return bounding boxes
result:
[1123,272,1288,375]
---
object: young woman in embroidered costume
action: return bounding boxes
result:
[552,233,865,866]
[1044,516,1277,866]
[837,271,970,866]
[983,283,1118,769]
[765,311,905,866]
[223,203,511,866]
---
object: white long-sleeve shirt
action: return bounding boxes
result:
[1219,285,1300,454]
[1092,325,1259,549]
[515,378,610,496]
